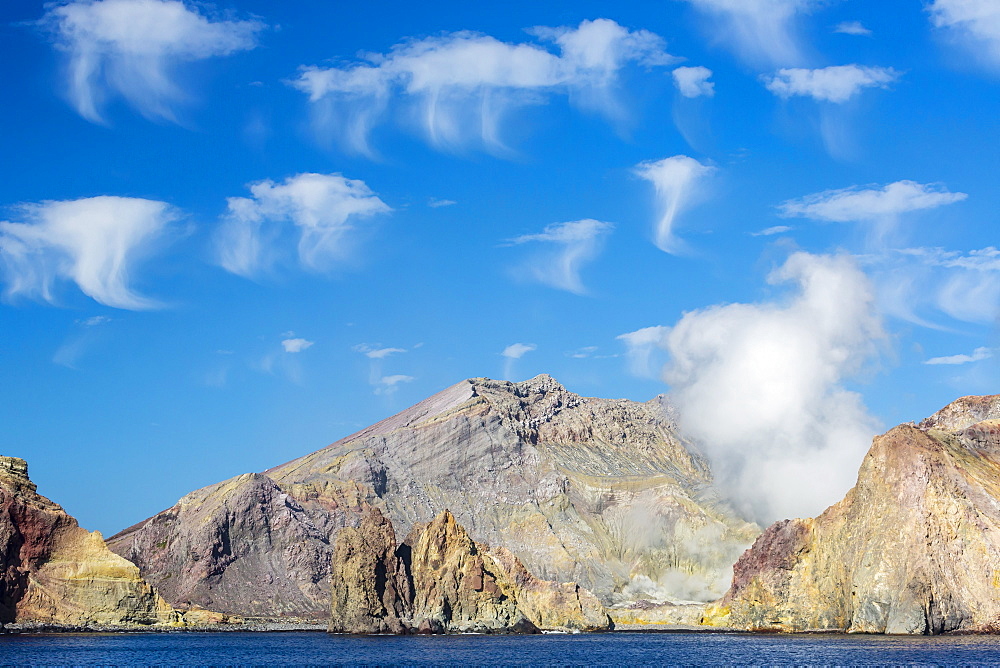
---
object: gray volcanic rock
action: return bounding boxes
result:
[704,394,1000,634]
[109,375,758,617]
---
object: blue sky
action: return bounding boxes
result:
[1,0,998,531]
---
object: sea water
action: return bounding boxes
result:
[4,631,1000,665]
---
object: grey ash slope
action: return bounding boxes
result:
[108,374,758,618]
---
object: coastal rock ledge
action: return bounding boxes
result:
[0,455,178,628]
[329,507,612,634]
[703,394,1000,634]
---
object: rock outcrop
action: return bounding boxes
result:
[329,507,610,633]
[110,375,757,617]
[704,394,1000,634]
[0,456,178,627]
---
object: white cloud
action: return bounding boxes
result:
[215,173,390,278]
[634,156,715,254]
[502,342,536,359]
[281,337,313,353]
[864,246,1000,326]
[925,346,993,365]
[764,65,900,103]
[617,325,670,378]
[41,0,262,123]
[680,0,822,67]
[672,66,715,98]
[353,344,406,359]
[0,196,177,309]
[928,0,1000,67]
[751,225,794,236]
[291,18,675,155]
[374,374,415,395]
[428,198,457,208]
[662,252,885,523]
[79,315,111,326]
[779,180,966,247]
[506,219,613,294]
[834,21,873,36]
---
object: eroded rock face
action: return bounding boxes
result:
[704,394,1000,634]
[0,456,178,626]
[110,375,757,617]
[328,506,410,634]
[329,508,611,633]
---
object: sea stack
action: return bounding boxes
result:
[328,507,611,633]
[703,395,1000,634]
[0,455,178,627]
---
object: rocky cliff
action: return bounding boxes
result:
[329,507,609,633]
[703,394,1000,634]
[108,375,757,617]
[0,456,178,627]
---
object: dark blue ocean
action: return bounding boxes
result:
[4,631,1000,665]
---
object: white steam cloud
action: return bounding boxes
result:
[41,0,262,123]
[291,18,675,155]
[680,0,822,67]
[764,65,900,103]
[634,156,715,254]
[661,252,885,523]
[506,219,613,294]
[0,195,178,309]
[501,342,536,380]
[216,172,390,278]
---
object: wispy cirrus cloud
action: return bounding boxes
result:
[501,342,536,380]
[617,325,670,378]
[281,337,314,353]
[751,225,794,237]
[505,219,613,294]
[928,0,1000,68]
[680,0,822,67]
[764,65,900,103]
[353,343,407,359]
[634,155,715,254]
[779,180,966,222]
[834,21,873,37]
[0,196,178,309]
[215,173,390,278]
[864,246,1000,326]
[375,374,415,395]
[779,180,966,246]
[40,0,263,123]
[672,66,715,98]
[291,18,676,155]
[925,346,993,365]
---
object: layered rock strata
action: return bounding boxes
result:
[329,507,610,633]
[110,375,757,617]
[0,456,178,627]
[704,395,1000,634]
